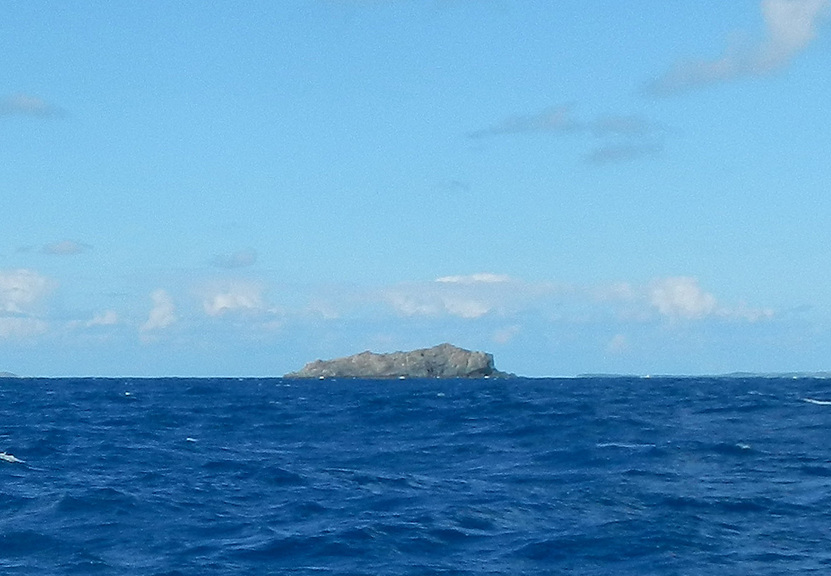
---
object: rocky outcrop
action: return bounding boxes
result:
[0,372,19,378]
[285,343,511,379]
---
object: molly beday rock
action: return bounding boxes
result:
[285,343,512,379]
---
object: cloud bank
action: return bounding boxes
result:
[649,0,829,94]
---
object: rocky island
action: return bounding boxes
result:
[285,343,512,379]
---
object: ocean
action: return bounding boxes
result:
[1,376,831,575]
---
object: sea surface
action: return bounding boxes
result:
[2,376,831,575]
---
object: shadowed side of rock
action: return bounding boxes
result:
[285,343,512,379]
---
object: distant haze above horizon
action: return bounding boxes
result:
[2,1,830,377]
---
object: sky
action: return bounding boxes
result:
[1,0,830,377]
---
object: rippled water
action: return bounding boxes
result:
[2,376,831,574]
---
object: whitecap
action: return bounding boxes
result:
[596,442,656,450]
[802,398,831,406]
[0,452,24,464]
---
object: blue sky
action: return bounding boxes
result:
[2,0,830,376]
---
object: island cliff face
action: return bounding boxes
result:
[285,343,510,379]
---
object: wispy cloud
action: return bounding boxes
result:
[468,105,579,138]
[210,249,257,269]
[649,0,829,95]
[87,310,119,327]
[141,289,176,334]
[471,105,664,164]
[0,94,64,117]
[435,273,512,284]
[41,240,91,256]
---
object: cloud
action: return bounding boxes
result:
[141,289,176,333]
[441,297,492,319]
[596,276,773,323]
[0,269,51,340]
[492,324,521,344]
[468,105,579,138]
[87,310,119,327]
[383,274,543,320]
[41,240,91,256]
[435,273,512,284]
[649,277,719,319]
[202,281,264,316]
[0,269,52,315]
[470,105,664,164]
[210,249,257,269]
[0,94,64,117]
[649,0,829,94]
[606,333,629,354]
[384,287,494,319]
[0,317,48,339]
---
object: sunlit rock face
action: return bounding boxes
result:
[285,343,511,379]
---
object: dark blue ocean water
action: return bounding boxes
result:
[2,376,831,575]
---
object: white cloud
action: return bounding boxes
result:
[435,273,512,284]
[492,325,521,344]
[0,317,48,339]
[141,289,176,333]
[384,292,443,317]
[650,0,829,94]
[202,281,264,316]
[0,94,63,117]
[649,277,718,319]
[41,240,91,256]
[606,333,629,354]
[383,274,522,319]
[0,269,51,340]
[442,297,492,319]
[87,310,119,327]
[210,249,257,269]
[646,276,775,322]
[0,269,51,315]
[384,289,492,319]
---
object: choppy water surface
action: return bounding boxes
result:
[2,376,831,574]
